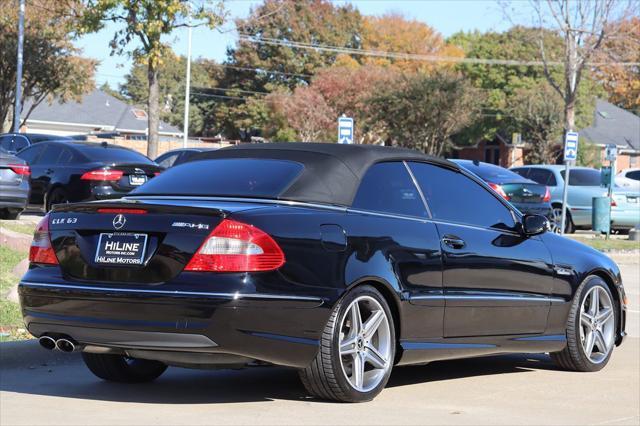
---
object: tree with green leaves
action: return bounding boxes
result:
[120,53,221,136]
[368,72,482,156]
[226,0,362,92]
[0,0,96,131]
[506,82,564,164]
[77,0,224,157]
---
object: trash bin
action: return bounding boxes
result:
[592,196,611,234]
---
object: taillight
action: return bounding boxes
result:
[154,172,161,176]
[184,219,285,272]
[488,183,510,200]
[611,198,617,207]
[543,187,551,203]
[81,169,123,181]
[8,164,30,176]
[29,214,58,265]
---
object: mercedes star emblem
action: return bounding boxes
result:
[112,214,126,230]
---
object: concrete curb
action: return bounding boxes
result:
[0,227,32,253]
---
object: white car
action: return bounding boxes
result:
[616,168,640,190]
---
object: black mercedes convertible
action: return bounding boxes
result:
[19,143,627,402]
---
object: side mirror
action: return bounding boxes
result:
[523,214,549,236]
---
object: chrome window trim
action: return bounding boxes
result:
[20,281,324,303]
[403,160,432,218]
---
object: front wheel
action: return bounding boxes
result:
[82,353,167,383]
[299,285,395,402]
[551,276,617,372]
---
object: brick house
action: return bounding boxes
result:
[451,133,527,168]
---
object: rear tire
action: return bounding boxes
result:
[550,205,575,234]
[0,209,21,220]
[551,276,616,372]
[46,188,68,212]
[299,285,396,402]
[82,353,167,383]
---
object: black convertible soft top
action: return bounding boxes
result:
[190,143,458,207]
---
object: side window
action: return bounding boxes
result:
[409,162,515,230]
[16,145,44,164]
[0,136,12,152]
[57,148,74,164]
[13,136,30,152]
[156,152,179,168]
[352,162,427,218]
[626,170,640,181]
[528,168,556,186]
[38,145,63,164]
[511,167,529,179]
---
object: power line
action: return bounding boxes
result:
[219,64,311,79]
[237,33,640,68]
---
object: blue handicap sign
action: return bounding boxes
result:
[338,117,353,144]
[564,131,579,161]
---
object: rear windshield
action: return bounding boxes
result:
[132,158,304,198]
[79,146,154,164]
[458,162,528,183]
[561,169,601,186]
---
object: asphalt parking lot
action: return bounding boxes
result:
[1,258,638,426]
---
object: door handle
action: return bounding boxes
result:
[442,235,466,249]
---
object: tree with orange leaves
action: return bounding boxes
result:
[359,13,464,72]
[593,17,640,115]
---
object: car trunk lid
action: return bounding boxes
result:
[48,199,267,284]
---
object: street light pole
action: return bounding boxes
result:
[182,4,192,149]
[13,0,25,133]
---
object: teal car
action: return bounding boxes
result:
[511,165,640,233]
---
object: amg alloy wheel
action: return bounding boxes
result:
[551,276,616,372]
[299,285,395,402]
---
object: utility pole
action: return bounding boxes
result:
[182,2,192,149]
[13,0,25,132]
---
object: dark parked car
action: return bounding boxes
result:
[19,144,626,402]
[0,133,72,153]
[452,159,552,218]
[0,148,30,219]
[15,141,161,211]
[154,147,217,168]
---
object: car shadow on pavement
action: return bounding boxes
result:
[0,340,561,404]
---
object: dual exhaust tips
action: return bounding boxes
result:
[38,335,80,353]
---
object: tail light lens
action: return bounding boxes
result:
[8,164,30,176]
[81,169,123,181]
[611,198,617,207]
[488,183,510,201]
[543,187,551,203]
[29,214,58,265]
[184,219,285,272]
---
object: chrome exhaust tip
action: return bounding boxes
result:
[38,335,57,351]
[55,338,77,353]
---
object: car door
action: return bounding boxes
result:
[408,162,555,337]
[348,161,444,339]
[28,144,62,208]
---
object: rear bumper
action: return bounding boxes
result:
[0,184,29,210]
[19,280,331,369]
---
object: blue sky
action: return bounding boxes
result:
[75,0,519,88]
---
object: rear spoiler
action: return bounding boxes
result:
[50,199,230,217]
